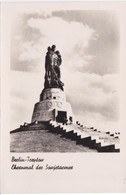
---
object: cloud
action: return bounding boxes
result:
[10,70,44,129]
[27,17,97,48]
[65,72,119,121]
[10,12,119,132]
[11,14,98,73]
[10,69,119,132]
[11,11,119,75]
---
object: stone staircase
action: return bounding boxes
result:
[10,120,120,152]
[48,120,120,152]
[10,121,48,133]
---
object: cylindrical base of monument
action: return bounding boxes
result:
[31,88,73,124]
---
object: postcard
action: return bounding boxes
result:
[1,1,126,193]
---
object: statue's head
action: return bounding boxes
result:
[52,45,56,51]
[56,50,60,55]
[47,46,51,52]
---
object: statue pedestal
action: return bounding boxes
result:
[31,88,73,123]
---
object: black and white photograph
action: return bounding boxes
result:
[10,5,120,153]
[1,1,126,193]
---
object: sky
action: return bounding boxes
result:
[10,7,120,132]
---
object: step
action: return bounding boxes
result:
[114,143,120,150]
[98,144,115,152]
[73,129,82,135]
[65,127,73,133]
[77,136,92,146]
[48,121,120,152]
[79,132,92,139]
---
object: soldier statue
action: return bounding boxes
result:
[44,45,64,91]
